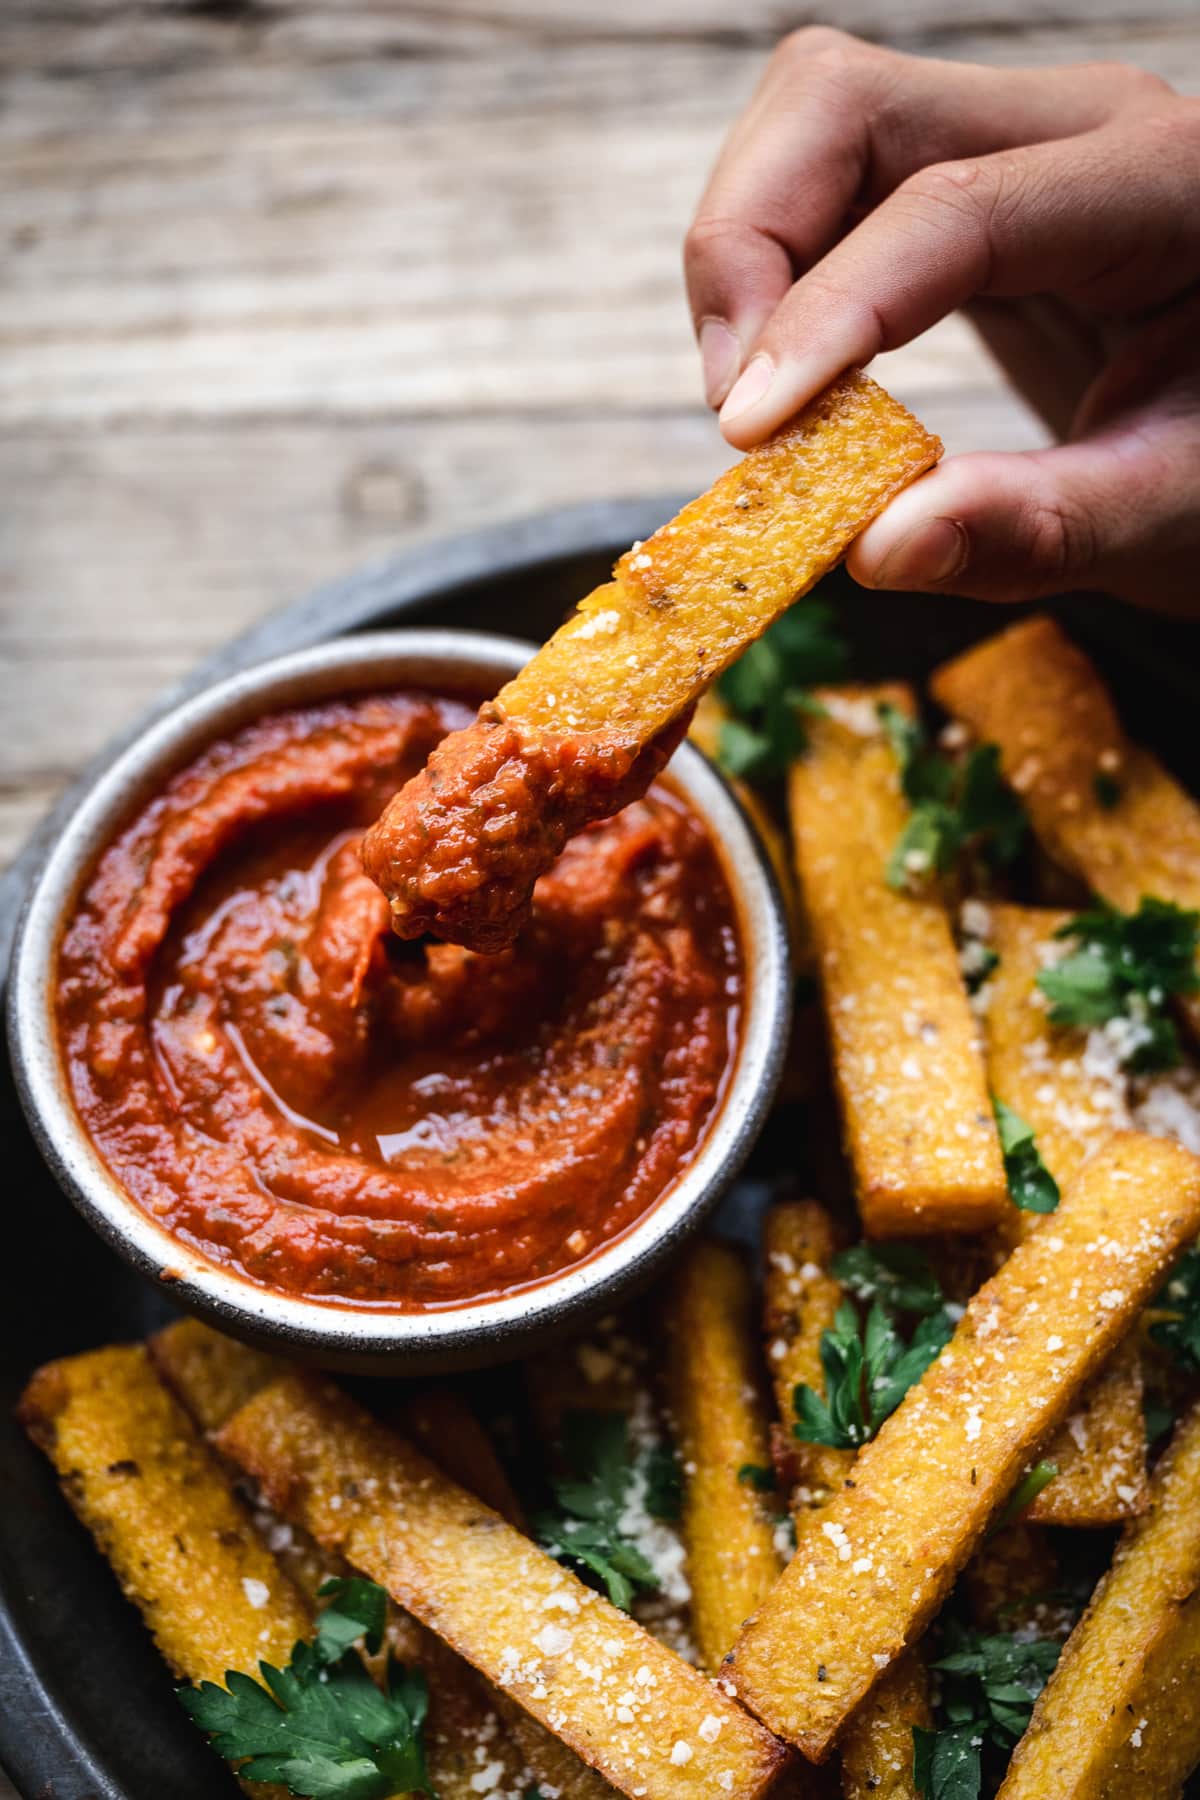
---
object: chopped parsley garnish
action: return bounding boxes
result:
[992,1459,1059,1532]
[1144,1395,1176,1446]
[792,1269,955,1453]
[737,1462,778,1494]
[535,1411,678,1611]
[832,1242,947,1318]
[878,706,1026,892]
[913,1620,1061,1800]
[1149,1246,1200,1371]
[715,599,848,781]
[1037,898,1200,1072]
[179,1576,435,1799]
[1093,771,1122,810]
[991,1098,1060,1215]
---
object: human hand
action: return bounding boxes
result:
[685,31,1200,614]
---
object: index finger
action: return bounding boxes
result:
[718,107,1200,446]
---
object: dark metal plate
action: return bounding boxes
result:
[1,496,1196,1798]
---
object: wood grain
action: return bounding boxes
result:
[1,0,1195,870]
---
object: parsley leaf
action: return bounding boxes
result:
[1037,898,1200,1071]
[992,1459,1059,1532]
[1150,1246,1200,1371]
[991,1098,1060,1215]
[832,1243,946,1318]
[534,1411,676,1611]
[179,1579,434,1800]
[913,1621,1061,1800]
[716,600,848,781]
[793,1295,953,1453]
[737,1463,778,1494]
[879,706,1026,891]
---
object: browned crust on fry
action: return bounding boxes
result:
[216,1372,788,1800]
[727,1132,1200,1761]
[999,1399,1200,1798]
[665,1239,783,1671]
[789,687,1006,1235]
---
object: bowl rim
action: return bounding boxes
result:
[5,627,791,1366]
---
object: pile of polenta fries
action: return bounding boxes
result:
[21,376,1200,1799]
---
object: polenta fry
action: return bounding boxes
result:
[999,1399,1200,1799]
[665,1239,784,1671]
[979,904,1148,1526]
[789,688,1007,1235]
[728,1132,1200,1761]
[762,1201,854,1511]
[933,616,1200,1034]
[839,1651,932,1800]
[18,1345,311,1684]
[363,372,940,952]
[152,1321,549,1799]
[217,1372,790,1800]
[760,1204,930,1798]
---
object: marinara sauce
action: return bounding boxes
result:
[54,691,743,1308]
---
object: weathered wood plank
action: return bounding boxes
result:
[1,2,1194,871]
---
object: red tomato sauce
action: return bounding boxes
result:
[54,691,743,1309]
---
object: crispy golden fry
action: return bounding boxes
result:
[364,373,940,952]
[665,1240,783,1671]
[789,688,1007,1235]
[505,374,939,740]
[760,1206,930,1797]
[933,616,1200,1033]
[982,903,1128,1213]
[1027,1344,1146,1528]
[999,1400,1200,1799]
[217,1373,789,1800]
[152,1321,543,1796]
[762,1201,854,1511]
[19,1345,311,1684]
[979,904,1148,1526]
[149,1317,283,1434]
[839,1652,931,1800]
[727,1132,1200,1761]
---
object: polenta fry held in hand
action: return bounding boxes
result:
[728,1132,1200,1762]
[363,371,940,953]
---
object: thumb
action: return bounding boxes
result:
[846,431,1198,614]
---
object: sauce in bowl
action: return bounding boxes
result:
[54,690,744,1309]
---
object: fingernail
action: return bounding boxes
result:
[719,353,774,426]
[699,319,741,409]
[871,516,969,590]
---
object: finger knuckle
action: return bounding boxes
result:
[775,25,858,74]
[1092,60,1176,106]
[1024,491,1097,584]
[683,214,744,273]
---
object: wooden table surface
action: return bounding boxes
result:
[2,0,1198,876]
